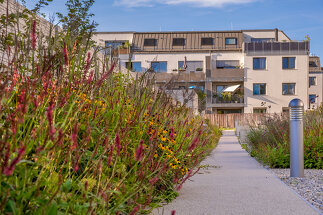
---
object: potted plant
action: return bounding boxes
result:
[196,67,203,72]
[221,92,232,102]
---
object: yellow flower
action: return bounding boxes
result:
[161,137,167,142]
[154,154,158,158]
[163,130,167,134]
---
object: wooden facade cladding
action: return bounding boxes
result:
[132,31,243,52]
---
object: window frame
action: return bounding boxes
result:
[253,57,266,70]
[144,38,157,46]
[201,37,214,46]
[282,83,296,95]
[282,57,296,69]
[172,38,185,46]
[126,62,142,72]
[151,61,167,73]
[309,94,316,104]
[225,38,237,45]
[309,76,317,87]
[253,83,267,95]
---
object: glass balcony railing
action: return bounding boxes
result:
[212,95,244,104]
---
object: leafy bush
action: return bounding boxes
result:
[246,112,323,169]
[0,4,221,215]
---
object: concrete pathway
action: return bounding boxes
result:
[152,130,320,215]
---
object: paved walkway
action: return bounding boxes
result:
[152,130,319,215]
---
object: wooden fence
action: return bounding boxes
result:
[204,113,288,128]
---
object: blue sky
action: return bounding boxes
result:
[26,0,323,59]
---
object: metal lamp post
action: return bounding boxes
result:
[289,99,304,177]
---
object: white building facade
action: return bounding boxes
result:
[94,29,319,114]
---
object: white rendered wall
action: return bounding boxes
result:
[93,32,134,47]
[308,72,323,108]
[243,31,290,42]
[244,54,309,113]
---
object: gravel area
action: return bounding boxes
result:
[271,169,323,214]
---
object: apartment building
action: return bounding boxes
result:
[93,29,319,114]
[308,56,323,109]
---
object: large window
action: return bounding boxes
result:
[309,94,316,104]
[216,60,240,69]
[105,40,126,49]
[125,62,142,72]
[151,62,167,73]
[282,83,295,95]
[178,61,203,72]
[225,38,237,45]
[144,39,157,46]
[201,38,213,45]
[309,77,316,87]
[253,83,266,95]
[309,61,317,67]
[282,57,295,69]
[173,38,185,46]
[253,58,266,70]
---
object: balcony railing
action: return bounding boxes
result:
[212,95,244,104]
[153,71,205,83]
[244,41,309,55]
[206,68,244,82]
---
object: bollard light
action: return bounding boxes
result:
[288,99,304,177]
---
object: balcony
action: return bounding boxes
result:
[153,71,205,83]
[244,41,309,55]
[206,68,244,82]
[210,95,244,108]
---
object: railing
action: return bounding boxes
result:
[206,68,244,81]
[212,95,244,104]
[244,41,309,54]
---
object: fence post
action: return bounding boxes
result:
[289,99,304,177]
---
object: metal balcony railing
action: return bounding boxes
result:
[244,41,309,54]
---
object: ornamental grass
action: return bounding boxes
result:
[246,110,323,169]
[0,10,221,215]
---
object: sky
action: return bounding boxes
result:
[25,0,323,59]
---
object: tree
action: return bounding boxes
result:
[56,0,97,41]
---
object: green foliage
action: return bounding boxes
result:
[246,112,323,169]
[56,0,98,42]
[0,2,222,214]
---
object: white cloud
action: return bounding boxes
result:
[115,0,257,8]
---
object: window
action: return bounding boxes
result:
[105,40,126,49]
[282,83,295,95]
[201,38,213,45]
[253,108,267,113]
[251,38,274,43]
[151,62,167,73]
[216,60,240,69]
[253,58,266,70]
[178,61,203,72]
[309,77,316,87]
[225,38,237,45]
[309,61,317,67]
[309,95,316,104]
[253,83,266,95]
[125,62,142,72]
[173,38,185,46]
[282,57,295,69]
[144,39,157,46]
[216,85,226,97]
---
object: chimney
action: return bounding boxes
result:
[275,28,279,42]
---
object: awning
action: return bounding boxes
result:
[222,84,240,93]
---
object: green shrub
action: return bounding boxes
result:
[246,112,322,169]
